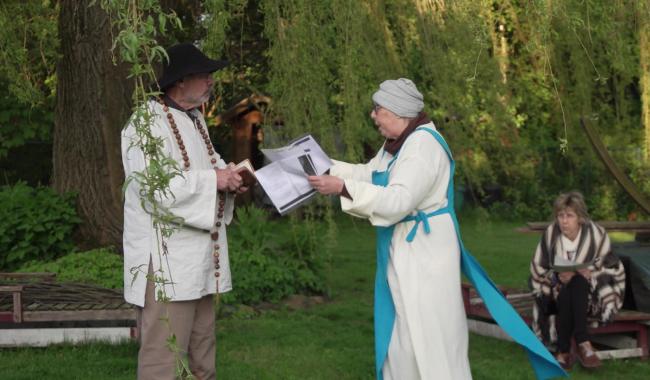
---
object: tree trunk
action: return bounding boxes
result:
[640,3,650,161]
[53,0,132,249]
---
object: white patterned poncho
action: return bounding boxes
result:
[529,221,626,344]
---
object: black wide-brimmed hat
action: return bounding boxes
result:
[157,43,228,90]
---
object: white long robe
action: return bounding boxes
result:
[331,123,472,379]
[122,100,234,307]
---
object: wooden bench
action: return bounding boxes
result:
[461,283,650,360]
[0,272,135,324]
[0,273,56,323]
[0,273,136,347]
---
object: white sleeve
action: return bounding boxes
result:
[330,149,383,182]
[121,118,217,231]
[339,135,445,226]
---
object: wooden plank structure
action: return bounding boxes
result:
[0,273,136,346]
[462,283,650,360]
[580,117,650,215]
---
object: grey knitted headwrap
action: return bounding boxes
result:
[372,78,424,118]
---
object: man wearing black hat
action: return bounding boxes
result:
[121,43,245,379]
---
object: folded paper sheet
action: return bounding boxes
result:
[256,135,332,214]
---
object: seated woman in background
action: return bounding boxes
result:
[529,191,625,370]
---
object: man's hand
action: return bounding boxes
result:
[215,168,243,192]
[308,175,344,195]
[558,271,575,285]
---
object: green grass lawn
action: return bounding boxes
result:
[0,214,646,379]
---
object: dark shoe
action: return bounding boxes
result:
[577,341,602,369]
[555,352,576,371]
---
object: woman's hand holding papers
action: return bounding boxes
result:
[557,268,591,285]
[308,175,344,195]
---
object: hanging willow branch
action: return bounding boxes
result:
[96,0,184,291]
[93,1,195,377]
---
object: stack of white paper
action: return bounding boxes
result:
[255,135,332,215]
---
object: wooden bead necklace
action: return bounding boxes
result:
[158,97,225,290]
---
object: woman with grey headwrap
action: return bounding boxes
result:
[309,78,471,379]
[309,79,565,380]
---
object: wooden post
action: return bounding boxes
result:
[232,110,264,205]
[639,323,649,359]
[13,288,22,323]
[0,285,24,323]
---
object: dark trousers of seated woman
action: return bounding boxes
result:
[557,274,590,353]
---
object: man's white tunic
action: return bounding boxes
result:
[331,123,472,379]
[122,100,234,307]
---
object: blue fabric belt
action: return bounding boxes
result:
[401,207,451,242]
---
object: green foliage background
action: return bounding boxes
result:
[224,206,328,304]
[0,0,57,159]
[18,247,123,289]
[0,182,80,270]
[247,0,650,220]
[2,0,650,220]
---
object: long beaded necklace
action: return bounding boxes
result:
[158,97,225,293]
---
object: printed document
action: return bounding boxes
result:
[255,135,332,215]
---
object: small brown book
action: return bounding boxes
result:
[234,159,257,187]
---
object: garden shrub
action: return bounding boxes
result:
[18,247,123,289]
[0,182,80,270]
[223,206,328,305]
[10,204,329,300]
